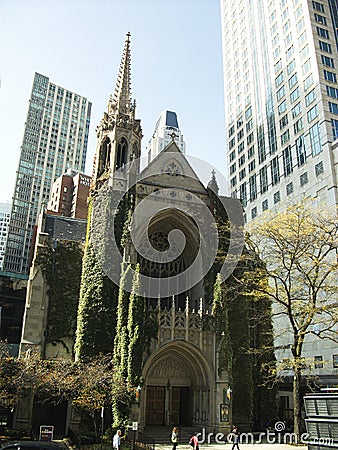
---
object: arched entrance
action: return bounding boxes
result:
[140,340,213,427]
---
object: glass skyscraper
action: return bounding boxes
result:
[3,73,91,277]
[220,0,338,223]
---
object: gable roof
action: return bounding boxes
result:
[138,141,207,194]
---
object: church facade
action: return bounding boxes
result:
[17,34,276,436]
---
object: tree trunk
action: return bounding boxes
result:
[293,367,301,437]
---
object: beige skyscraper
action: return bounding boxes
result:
[3,73,91,277]
[220,0,338,223]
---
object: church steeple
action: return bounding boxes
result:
[108,32,132,116]
[92,33,142,190]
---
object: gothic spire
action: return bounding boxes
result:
[110,32,132,115]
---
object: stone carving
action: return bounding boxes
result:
[149,356,188,378]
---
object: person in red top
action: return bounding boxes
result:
[189,432,199,450]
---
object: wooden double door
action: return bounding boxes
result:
[146,386,192,426]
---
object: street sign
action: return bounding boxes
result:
[132,422,138,431]
[39,425,54,442]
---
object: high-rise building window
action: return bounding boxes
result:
[319,41,332,53]
[294,117,304,134]
[307,105,318,122]
[275,73,284,87]
[290,87,300,103]
[249,160,256,172]
[312,1,325,12]
[239,168,246,181]
[317,27,329,38]
[331,119,338,140]
[286,46,294,60]
[329,102,338,114]
[315,161,324,176]
[296,135,306,166]
[321,55,334,68]
[300,172,309,186]
[286,182,293,196]
[260,166,268,194]
[314,14,327,25]
[309,122,322,155]
[249,174,257,201]
[274,191,281,204]
[305,89,316,106]
[239,183,247,205]
[248,146,255,159]
[271,156,280,186]
[288,73,298,89]
[292,102,302,118]
[251,207,257,220]
[303,58,312,74]
[326,86,338,98]
[257,125,266,163]
[324,70,337,83]
[277,86,286,101]
[281,130,290,145]
[278,100,287,115]
[262,199,268,211]
[304,74,314,90]
[283,146,293,176]
[287,59,295,75]
[280,114,289,129]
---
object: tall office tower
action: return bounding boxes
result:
[4,73,91,277]
[220,0,338,223]
[147,110,186,163]
[0,203,11,270]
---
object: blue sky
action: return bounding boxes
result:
[0,0,226,203]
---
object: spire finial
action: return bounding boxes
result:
[207,169,219,194]
[111,33,132,114]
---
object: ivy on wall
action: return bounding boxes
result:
[74,242,118,361]
[212,273,232,376]
[36,241,83,354]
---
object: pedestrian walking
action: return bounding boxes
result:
[171,426,179,450]
[230,425,240,450]
[189,432,199,450]
[113,429,122,450]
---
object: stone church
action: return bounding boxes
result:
[18,33,276,437]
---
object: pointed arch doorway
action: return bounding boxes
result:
[140,340,212,427]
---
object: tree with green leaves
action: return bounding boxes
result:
[241,202,338,436]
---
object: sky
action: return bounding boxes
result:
[0,0,226,204]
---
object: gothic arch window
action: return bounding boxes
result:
[163,159,183,176]
[116,137,128,170]
[98,137,111,177]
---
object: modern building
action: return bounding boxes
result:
[220,0,338,417]
[146,110,186,163]
[220,0,338,223]
[0,203,11,270]
[3,72,91,278]
[47,169,90,220]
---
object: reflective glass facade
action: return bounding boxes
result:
[4,73,91,276]
[220,0,338,223]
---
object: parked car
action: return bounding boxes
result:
[1,442,66,450]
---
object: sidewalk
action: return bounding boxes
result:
[155,445,305,450]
